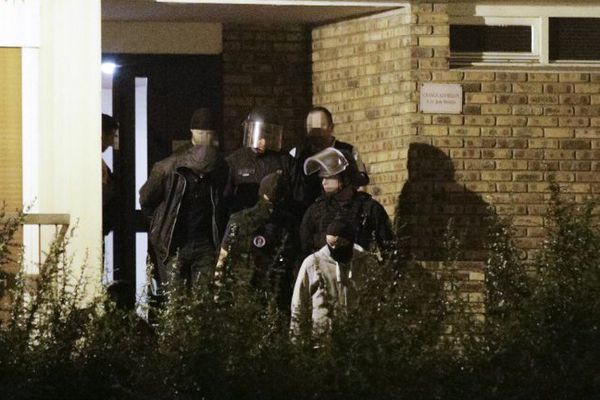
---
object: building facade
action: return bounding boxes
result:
[1,0,600,312]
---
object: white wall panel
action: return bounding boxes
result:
[39,0,103,295]
[0,0,40,48]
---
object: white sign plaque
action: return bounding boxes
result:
[420,83,463,114]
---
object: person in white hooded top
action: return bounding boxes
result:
[290,219,377,337]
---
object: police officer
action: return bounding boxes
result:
[224,108,294,214]
[215,172,298,311]
[290,106,369,211]
[139,108,228,291]
[300,147,394,258]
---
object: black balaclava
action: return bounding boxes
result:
[306,135,332,153]
[326,219,355,263]
[190,108,216,130]
[258,171,285,205]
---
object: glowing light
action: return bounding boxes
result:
[101,62,117,75]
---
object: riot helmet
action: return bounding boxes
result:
[243,108,283,153]
[303,147,349,178]
[304,147,362,188]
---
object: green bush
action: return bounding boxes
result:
[0,184,599,399]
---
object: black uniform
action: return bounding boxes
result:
[224,148,294,213]
[221,199,298,310]
[300,186,395,256]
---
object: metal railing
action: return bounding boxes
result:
[22,213,71,268]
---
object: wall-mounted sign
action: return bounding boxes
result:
[420,83,463,114]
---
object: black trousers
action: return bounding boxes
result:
[162,240,216,290]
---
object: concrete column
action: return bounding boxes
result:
[38,0,102,294]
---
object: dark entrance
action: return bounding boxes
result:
[103,53,222,307]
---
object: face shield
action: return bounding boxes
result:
[243,121,283,153]
[191,129,219,147]
[303,147,349,178]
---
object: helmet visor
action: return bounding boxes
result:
[303,147,349,177]
[243,121,283,152]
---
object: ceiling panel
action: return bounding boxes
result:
[102,0,404,24]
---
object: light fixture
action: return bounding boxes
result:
[101,62,117,75]
[155,0,406,7]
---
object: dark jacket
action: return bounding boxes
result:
[102,160,119,236]
[221,199,299,309]
[300,187,395,256]
[139,144,228,264]
[224,147,295,213]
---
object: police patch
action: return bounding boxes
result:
[252,235,266,248]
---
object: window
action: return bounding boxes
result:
[549,18,600,62]
[451,25,532,53]
[449,17,539,66]
[449,3,600,67]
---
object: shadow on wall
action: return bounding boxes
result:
[395,143,493,261]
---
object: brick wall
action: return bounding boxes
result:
[312,8,415,215]
[222,24,312,153]
[313,2,600,265]
[412,2,600,262]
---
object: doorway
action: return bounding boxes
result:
[102,53,222,308]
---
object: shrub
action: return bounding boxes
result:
[0,183,599,399]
